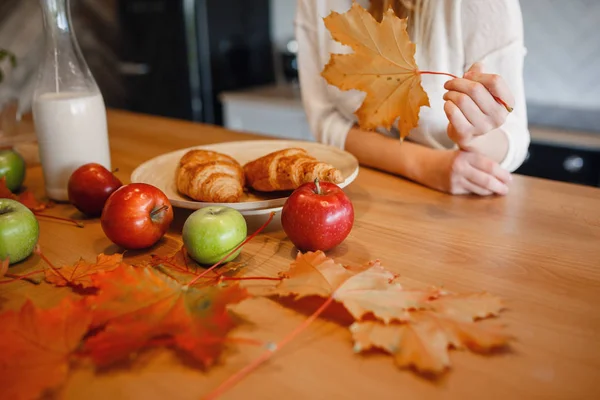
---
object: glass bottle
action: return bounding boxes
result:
[32,0,111,201]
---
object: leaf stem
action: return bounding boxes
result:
[188,212,276,287]
[0,270,45,285]
[34,212,84,228]
[34,245,70,284]
[219,276,283,282]
[202,295,335,400]
[419,70,514,113]
[419,70,458,79]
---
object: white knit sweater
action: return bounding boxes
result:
[295,0,530,172]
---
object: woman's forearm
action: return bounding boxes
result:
[343,125,438,184]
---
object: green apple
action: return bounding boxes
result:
[0,148,26,192]
[182,206,247,266]
[0,198,39,265]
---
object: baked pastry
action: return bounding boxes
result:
[243,148,343,192]
[176,149,245,202]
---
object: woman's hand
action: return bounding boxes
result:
[420,149,512,196]
[443,63,515,151]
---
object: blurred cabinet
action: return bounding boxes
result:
[220,84,314,141]
[516,142,600,188]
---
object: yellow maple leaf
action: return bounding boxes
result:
[351,312,512,374]
[271,251,435,323]
[321,3,430,140]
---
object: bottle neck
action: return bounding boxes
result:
[35,0,98,95]
[40,0,73,38]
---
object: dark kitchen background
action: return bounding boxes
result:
[1,0,599,187]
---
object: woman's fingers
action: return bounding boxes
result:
[469,153,512,185]
[465,70,516,112]
[465,167,508,195]
[444,78,500,117]
[443,90,493,133]
[460,177,494,196]
[449,151,512,196]
[444,100,474,147]
[463,154,511,195]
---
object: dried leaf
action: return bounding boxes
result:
[16,190,49,212]
[429,292,506,322]
[45,253,126,288]
[272,251,512,376]
[84,265,249,367]
[0,177,50,211]
[272,251,434,323]
[321,3,430,139]
[351,312,512,374]
[148,247,193,270]
[0,298,92,400]
[0,177,15,199]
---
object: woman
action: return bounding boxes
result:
[295,0,530,196]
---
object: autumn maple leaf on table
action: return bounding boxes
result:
[0,177,49,211]
[271,251,437,323]
[269,251,512,375]
[351,293,512,374]
[0,298,92,400]
[44,252,126,288]
[83,265,249,367]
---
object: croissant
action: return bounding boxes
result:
[243,148,344,192]
[176,149,245,202]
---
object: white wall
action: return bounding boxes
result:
[521,0,600,110]
[270,0,297,51]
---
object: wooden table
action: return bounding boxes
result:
[3,109,600,400]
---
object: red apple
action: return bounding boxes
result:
[281,179,354,252]
[68,163,123,217]
[101,183,173,249]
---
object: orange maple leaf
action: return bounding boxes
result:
[0,298,92,400]
[44,253,126,288]
[271,251,435,323]
[0,177,49,212]
[321,3,430,139]
[83,265,249,367]
[350,292,511,374]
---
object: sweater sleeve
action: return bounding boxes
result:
[461,0,531,172]
[294,0,356,149]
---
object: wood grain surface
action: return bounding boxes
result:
[2,109,600,400]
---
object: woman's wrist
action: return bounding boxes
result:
[456,127,509,165]
[343,125,441,184]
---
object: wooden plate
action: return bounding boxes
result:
[130,140,360,211]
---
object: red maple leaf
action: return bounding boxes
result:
[0,177,49,211]
[44,253,126,288]
[0,298,92,400]
[83,265,250,367]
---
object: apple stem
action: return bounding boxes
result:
[188,211,276,287]
[419,70,513,113]
[202,295,335,400]
[314,177,321,195]
[34,244,70,284]
[34,212,84,228]
[150,205,169,218]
